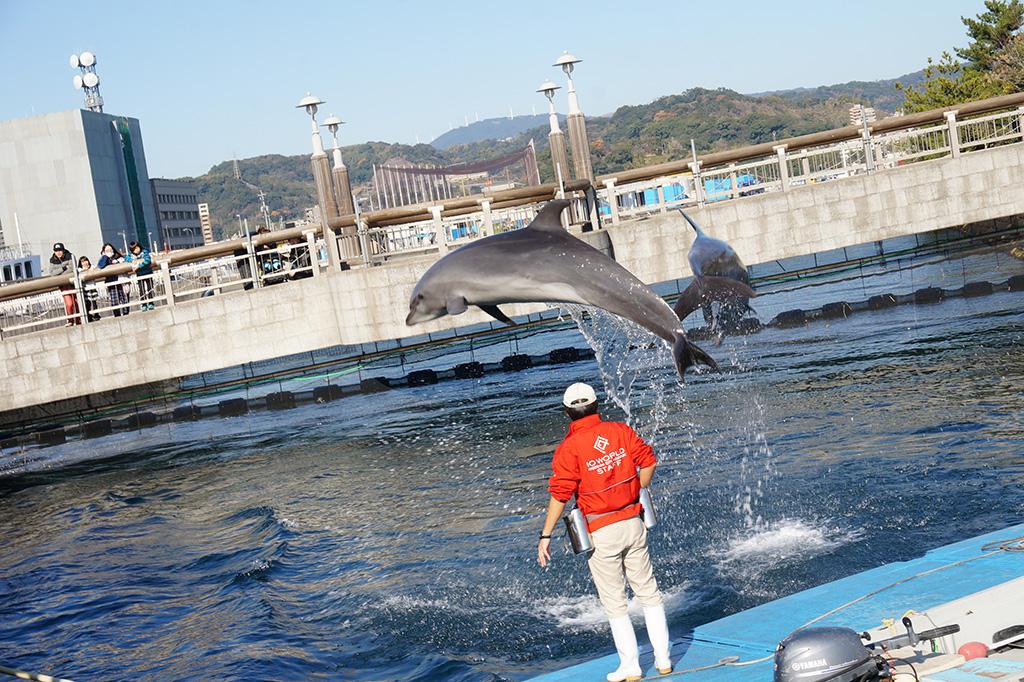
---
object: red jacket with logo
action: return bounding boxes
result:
[548,414,656,533]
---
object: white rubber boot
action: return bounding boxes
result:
[644,604,673,674]
[607,615,643,682]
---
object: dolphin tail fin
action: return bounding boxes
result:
[672,330,717,378]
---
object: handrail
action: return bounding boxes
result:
[598,91,1024,185]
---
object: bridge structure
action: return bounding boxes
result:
[2,93,1024,425]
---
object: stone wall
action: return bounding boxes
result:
[3,143,1024,417]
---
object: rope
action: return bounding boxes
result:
[636,534,1024,679]
[0,664,74,682]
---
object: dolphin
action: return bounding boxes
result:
[406,199,716,377]
[672,210,756,326]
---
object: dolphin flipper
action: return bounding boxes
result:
[673,276,756,321]
[480,305,515,326]
[446,297,468,315]
[673,280,704,321]
[672,330,717,378]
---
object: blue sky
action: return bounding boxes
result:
[1,0,982,178]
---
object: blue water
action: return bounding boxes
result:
[1,244,1024,681]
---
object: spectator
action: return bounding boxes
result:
[77,256,101,322]
[98,243,130,317]
[256,227,284,285]
[126,240,155,311]
[48,242,80,326]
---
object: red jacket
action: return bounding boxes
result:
[548,414,656,533]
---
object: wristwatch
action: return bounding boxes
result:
[539,532,552,539]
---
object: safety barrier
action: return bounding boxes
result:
[2,93,1023,338]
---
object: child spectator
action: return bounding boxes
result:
[98,243,130,316]
[77,256,101,322]
[126,240,155,310]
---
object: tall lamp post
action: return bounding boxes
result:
[322,114,355,217]
[537,81,570,189]
[296,93,340,223]
[554,52,594,183]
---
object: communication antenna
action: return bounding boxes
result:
[69,51,104,112]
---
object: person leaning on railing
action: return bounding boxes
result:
[125,241,155,311]
[48,242,80,326]
[98,243,130,317]
[77,256,101,322]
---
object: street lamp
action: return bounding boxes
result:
[537,81,569,188]
[553,52,583,115]
[552,51,593,182]
[322,114,345,168]
[296,93,326,154]
[296,92,340,221]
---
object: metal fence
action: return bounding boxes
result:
[598,105,1024,223]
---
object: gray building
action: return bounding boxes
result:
[0,109,158,264]
[152,178,203,250]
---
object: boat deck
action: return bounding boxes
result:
[528,523,1024,681]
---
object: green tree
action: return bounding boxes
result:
[957,0,1024,70]
[896,53,1005,113]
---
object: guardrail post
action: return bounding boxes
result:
[656,184,667,212]
[430,206,449,254]
[479,199,493,237]
[689,161,705,207]
[861,127,875,173]
[325,226,342,271]
[800,153,811,182]
[1018,106,1024,143]
[247,239,262,288]
[602,179,620,224]
[304,229,321,278]
[944,110,961,158]
[774,145,790,191]
[728,164,739,199]
[71,268,86,324]
[357,219,370,267]
[159,261,175,307]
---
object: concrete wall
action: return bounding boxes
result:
[609,142,1024,284]
[3,143,1024,417]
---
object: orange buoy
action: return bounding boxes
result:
[958,641,989,660]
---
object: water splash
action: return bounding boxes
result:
[561,304,678,448]
[535,583,695,631]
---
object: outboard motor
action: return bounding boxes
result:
[774,618,961,682]
[774,627,885,682]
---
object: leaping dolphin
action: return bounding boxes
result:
[406,199,716,377]
[672,210,756,327]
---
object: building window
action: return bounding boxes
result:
[14,264,22,278]
[24,262,32,278]
[2,266,10,281]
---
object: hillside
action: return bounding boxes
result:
[186,72,911,235]
[752,69,927,112]
[431,114,563,149]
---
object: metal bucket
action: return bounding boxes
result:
[563,508,594,555]
[639,488,657,529]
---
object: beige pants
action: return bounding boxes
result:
[587,516,662,618]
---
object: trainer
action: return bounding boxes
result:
[537,382,672,681]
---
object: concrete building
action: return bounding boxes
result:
[849,105,878,126]
[151,178,203,250]
[198,202,214,244]
[0,109,158,262]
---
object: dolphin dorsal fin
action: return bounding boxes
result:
[526,200,571,232]
[677,209,706,237]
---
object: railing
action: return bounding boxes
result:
[2,92,1023,338]
[597,93,1024,223]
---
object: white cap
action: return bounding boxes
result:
[563,382,597,408]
